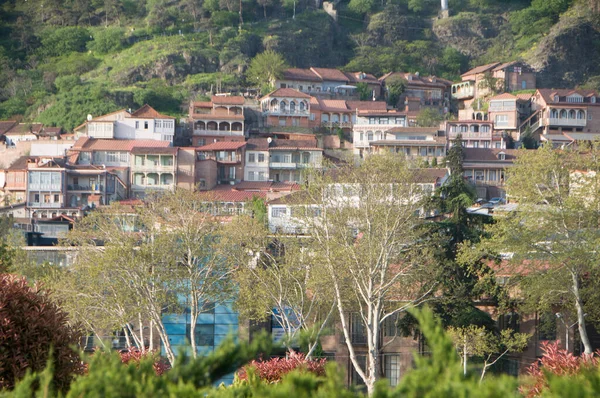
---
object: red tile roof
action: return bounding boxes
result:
[263,88,311,99]
[191,101,213,108]
[461,62,502,77]
[73,137,171,151]
[310,67,349,82]
[211,95,245,105]
[537,88,600,104]
[463,148,520,162]
[379,72,451,88]
[344,72,380,84]
[196,141,246,151]
[282,68,321,82]
[246,138,270,151]
[346,101,388,111]
[268,139,320,151]
[130,104,174,119]
[318,99,349,112]
[0,121,17,135]
[515,93,533,101]
[489,93,518,101]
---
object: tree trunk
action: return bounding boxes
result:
[149,319,154,351]
[572,272,592,354]
[138,313,145,352]
[190,295,198,358]
[150,308,176,366]
[263,5,267,19]
[463,337,467,376]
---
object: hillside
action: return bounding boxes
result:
[0,0,599,130]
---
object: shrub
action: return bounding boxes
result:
[522,340,600,397]
[0,274,84,391]
[39,27,92,58]
[118,347,170,376]
[87,28,126,54]
[237,351,327,384]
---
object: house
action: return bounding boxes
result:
[260,88,312,128]
[309,98,388,131]
[274,67,381,100]
[452,61,536,102]
[268,138,323,183]
[130,147,178,198]
[195,141,246,190]
[244,138,270,182]
[445,120,501,149]
[488,93,532,142]
[1,155,28,205]
[462,148,520,200]
[352,109,410,157]
[0,120,18,143]
[73,105,175,143]
[66,137,171,204]
[521,89,600,146]
[379,72,452,111]
[189,95,246,146]
[4,123,43,145]
[37,127,63,140]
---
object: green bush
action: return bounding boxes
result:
[54,75,81,93]
[39,27,92,58]
[87,28,127,54]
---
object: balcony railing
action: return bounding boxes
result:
[131,184,174,191]
[322,121,352,128]
[451,88,474,100]
[28,202,63,208]
[192,129,244,136]
[28,184,62,191]
[264,110,310,117]
[68,184,104,192]
[131,164,174,171]
[449,131,492,139]
[546,118,586,127]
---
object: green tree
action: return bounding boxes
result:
[87,27,126,54]
[246,50,287,94]
[386,76,406,106]
[416,108,444,127]
[355,82,371,101]
[39,26,92,57]
[447,325,529,380]
[348,0,374,15]
[475,143,600,354]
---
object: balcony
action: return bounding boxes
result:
[192,129,244,136]
[270,162,297,169]
[28,202,63,208]
[448,131,492,140]
[131,163,175,172]
[322,121,352,129]
[28,183,62,191]
[451,82,475,100]
[546,118,586,127]
[131,184,174,191]
[215,156,242,164]
[68,184,104,192]
[264,110,310,117]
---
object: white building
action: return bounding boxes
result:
[74,105,175,144]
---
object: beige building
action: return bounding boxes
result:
[189,96,246,146]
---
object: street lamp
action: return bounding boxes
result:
[556,313,584,352]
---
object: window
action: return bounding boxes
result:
[106,152,118,163]
[384,355,400,387]
[271,207,286,218]
[279,118,286,126]
[350,313,366,344]
[258,153,265,162]
[34,194,40,203]
[481,125,490,133]
[489,170,497,181]
[144,121,148,129]
[420,147,427,156]
[186,324,214,347]
[538,312,557,341]
[473,141,479,148]
[249,153,256,163]
[258,172,265,181]
[156,120,162,128]
[135,121,139,129]
[383,314,399,337]
[351,355,367,386]
[475,170,484,181]
[360,133,364,141]
[199,179,206,188]
[367,132,374,141]
[248,171,255,181]
[522,81,527,89]
[120,153,128,163]
[498,312,520,332]
[369,117,376,125]
[54,194,59,203]
[228,167,235,180]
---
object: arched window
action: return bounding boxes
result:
[550,109,559,119]
[290,101,296,113]
[470,125,479,133]
[280,101,287,112]
[578,110,585,119]
[367,132,374,141]
[569,110,576,119]
[481,125,490,133]
[299,101,305,111]
[559,109,567,119]
[270,99,278,109]
[460,125,468,133]
[332,114,340,123]
[302,152,310,164]
[451,125,458,133]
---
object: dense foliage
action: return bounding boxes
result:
[0,0,597,129]
[237,351,327,383]
[0,274,83,391]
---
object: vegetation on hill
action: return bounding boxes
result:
[0,0,598,129]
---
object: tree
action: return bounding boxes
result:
[386,76,406,106]
[298,155,438,395]
[477,143,600,355]
[355,82,371,101]
[416,108,444,128]
[478,72,503,96]
[256,0,275,19]
[224,215,335,358]
[520,126,537,149]
[247,50,287,94]
[348,0,374,15]
[0,274,84,391]
[447,325,529,381]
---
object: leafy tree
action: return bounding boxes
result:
[246,50,287,94]
[355,82,371,101]
[39,27,92,57]
[386,76,406,106]
[416,108,444,127]
[520,125,537,149]
[54,75,81,93]
[447,325,529,380]
[348,0,375,15]
[0,274,84,391]
[87,27,126,54]
[476,143,600,354]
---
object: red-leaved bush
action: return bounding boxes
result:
[522,341,600,397]
[118,347,170,376]
[237,351,327,384]
[0,274,84,391]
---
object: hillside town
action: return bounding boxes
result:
[3,58,600,391]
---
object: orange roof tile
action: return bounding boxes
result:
[129,104,174,119]
[489,93,518,101]
[262,88,311,99]
[211,95,245,105]
[461,62,502,77]
[72,137,171,151]
[198,189,267,202]
[310,67,349,82]
[282,68,322,81]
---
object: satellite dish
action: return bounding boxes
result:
[87,114,93,121]
[267,137,272,143]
